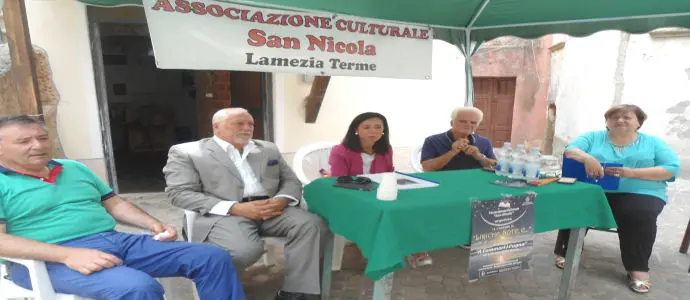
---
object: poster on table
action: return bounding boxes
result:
[468,193,536,281]
[142,0,433,79]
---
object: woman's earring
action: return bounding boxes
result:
[355,132,359,135]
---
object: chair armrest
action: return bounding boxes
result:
[298,199,309,210]
[0,255,59,299]
[184,210,199,242]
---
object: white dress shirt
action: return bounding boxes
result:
[208,136,299,216]
[361,153,375,175]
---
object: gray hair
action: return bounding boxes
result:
[450,107,484,123]
[0,115,48,141]
[211,108,249,125]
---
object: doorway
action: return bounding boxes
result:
[473,77,516,147]
[88,10,273,193]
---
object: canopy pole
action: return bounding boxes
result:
[461,0,489,107]
[3,0,43,117]
[464,29,475,107]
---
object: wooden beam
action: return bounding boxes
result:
[3,0,43,116]
[304,76,330,123]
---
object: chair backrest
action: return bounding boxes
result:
[292,142,338,185]
[410,144,424,173]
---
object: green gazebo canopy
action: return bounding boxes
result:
[80,0,690,104]
[81,0,690,41]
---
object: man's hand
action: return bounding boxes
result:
[463,145,484,161]
[451,139,469,154]
[230,198,290,220]
[260,198,290,220]
[150,223,178,242]
[62,248,122,275]
[230,200,271,220]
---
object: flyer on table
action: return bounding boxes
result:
[142,0,433,79]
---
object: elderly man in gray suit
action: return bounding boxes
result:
[163,108,332,300]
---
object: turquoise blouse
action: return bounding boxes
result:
[565,131,680,202]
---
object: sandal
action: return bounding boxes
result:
[627,273,651,293]
[555,256,565,269]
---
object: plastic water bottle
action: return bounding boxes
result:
[524,147,542,182]
[509,144,527,180]
[495,142,512,177]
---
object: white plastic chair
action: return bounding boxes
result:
[183,210,285,267]
[0,257,87,300]
[409,144,424,173]
[0,257,171,300]
[292,142,339,185]
[291,141,347,271]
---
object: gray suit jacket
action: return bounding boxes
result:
[162,138,302,243]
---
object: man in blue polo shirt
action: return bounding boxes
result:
[421,107,496,172]
[0,115,245,300]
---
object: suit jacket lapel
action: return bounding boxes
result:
[203,139,242,180]
[247,143,267,182]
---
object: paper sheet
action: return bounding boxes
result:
[361,171,439,190]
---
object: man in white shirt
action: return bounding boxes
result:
[163,108,332,300]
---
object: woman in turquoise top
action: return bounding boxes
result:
[554,104,680,294]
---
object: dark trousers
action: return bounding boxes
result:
[554,193,665,272]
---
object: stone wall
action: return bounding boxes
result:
[0,43,64,158]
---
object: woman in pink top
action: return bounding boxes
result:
[329,112,393,176]
[328,112,433,268]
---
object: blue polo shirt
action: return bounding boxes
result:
[0,159,117,244]
[421,130,496,171]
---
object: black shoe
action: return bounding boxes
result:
[275,290,311,300]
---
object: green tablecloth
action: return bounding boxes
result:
[303,170,617,280]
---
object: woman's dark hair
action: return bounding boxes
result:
[342,112,390,154]
[604,104,647,130]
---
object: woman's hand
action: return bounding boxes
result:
[584,156,604,179]
[604,167,635,178]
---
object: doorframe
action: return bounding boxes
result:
[260,72,275,142]
[87,7,119,193]
[87,7,276,191]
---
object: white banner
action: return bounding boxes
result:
[142,0,433,79]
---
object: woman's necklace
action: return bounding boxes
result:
[608,134,639,153]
